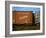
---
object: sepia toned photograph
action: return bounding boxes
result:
[12,6,40,31]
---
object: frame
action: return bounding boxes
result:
[5,1,45,37]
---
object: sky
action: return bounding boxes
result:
[12,7,40,13]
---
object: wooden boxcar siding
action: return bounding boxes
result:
[12,11,33,24]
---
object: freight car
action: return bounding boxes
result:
[12,11,33,24]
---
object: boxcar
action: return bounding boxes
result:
[12,11,33,24]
